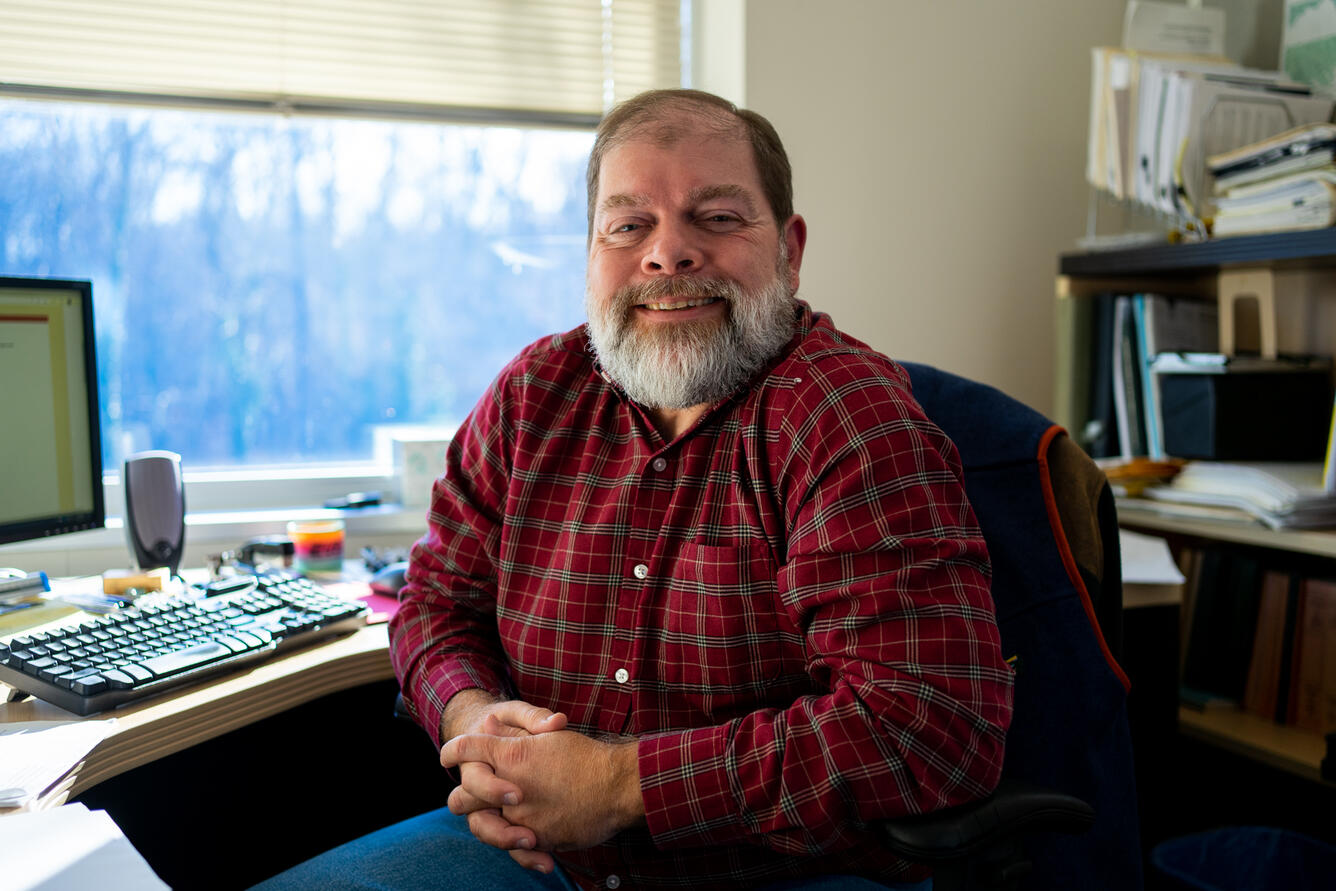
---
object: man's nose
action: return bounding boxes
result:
[641,220,701,275]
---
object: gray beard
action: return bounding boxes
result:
[585,259,796,410]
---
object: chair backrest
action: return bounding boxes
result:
[901,362,1143,890]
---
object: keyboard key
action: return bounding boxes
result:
[140,640,234,676]
[102,669,135,689]
[39,664,77,683]
[72,675,108,696]
[121,664,155,683]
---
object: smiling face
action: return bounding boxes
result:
[585,120,806,411]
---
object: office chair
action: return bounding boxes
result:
[879,363,1143,891]
[392,363,1142,890]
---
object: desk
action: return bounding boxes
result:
[1,623,394,812]
[1,620,451,889]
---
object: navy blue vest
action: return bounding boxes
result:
[902,362,1143,890]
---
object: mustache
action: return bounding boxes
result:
[613,276,743,308]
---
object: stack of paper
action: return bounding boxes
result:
[1143,461,1336,529]
[1,802,168,890]
[1086,48,1334,221]
[0,719,117,808]
[1207,123,1336,236]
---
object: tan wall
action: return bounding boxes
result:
[740,0,1129,416]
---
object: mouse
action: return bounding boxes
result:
[369,561,409,595]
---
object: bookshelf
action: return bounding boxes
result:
[1057,231,1336,788]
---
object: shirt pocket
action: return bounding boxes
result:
[656,542,809,723]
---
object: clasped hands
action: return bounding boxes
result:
[439,693,644,874]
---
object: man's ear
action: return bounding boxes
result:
[783,214,807,292]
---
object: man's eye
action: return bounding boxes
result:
[701,214,740,227]
[616,223,640,233]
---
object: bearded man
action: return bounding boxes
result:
[256,89,1013,891]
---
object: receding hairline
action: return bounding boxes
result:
[603,98,749,150]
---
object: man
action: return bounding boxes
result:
[259,89,1012,891]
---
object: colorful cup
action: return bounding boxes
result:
[286,519,345,577]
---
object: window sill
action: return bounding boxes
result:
[0,503,428,578]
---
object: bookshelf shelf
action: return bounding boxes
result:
[1060,230,1336,277]
[1178,707,1330,787]
[1059,239,1336,791]
[1117,503,1336,559]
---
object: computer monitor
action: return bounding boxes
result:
[0,276,105,544]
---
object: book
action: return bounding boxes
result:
[1181,548,1265,707]
[1242,570,1294,721]
[1112,295,1147,457]
[1214,166,1336,210]
[1085,292,1121,458]
[1213,185,1336,236]
[1055,289,1095,448]
[1133,294,1218,458]
[1274,572,1304,724]
[1208,122,1336,194]
[1290,577,1336,733]
[1325,391,1336,494]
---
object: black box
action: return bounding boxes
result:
[1159,368,1332,460]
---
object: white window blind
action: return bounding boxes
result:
[0,0,682,123]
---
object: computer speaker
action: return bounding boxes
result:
[123,450,186,575]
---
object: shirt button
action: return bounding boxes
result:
[632,563,649,580]
[606,876,622,890]
[651,456,668,472]
[614,668,629,684]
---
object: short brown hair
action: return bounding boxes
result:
[586,89,794,237]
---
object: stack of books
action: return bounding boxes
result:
[1175,543,1336,741]
[1207,122,1336,236]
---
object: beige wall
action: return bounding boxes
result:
[729,0,1282,417]
[738,0,1128,416]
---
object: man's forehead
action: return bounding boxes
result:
[596,131,760,205]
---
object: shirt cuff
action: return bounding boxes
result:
[638,723,750,849]
[408,658,508,748]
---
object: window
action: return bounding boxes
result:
[0,0,684,478]
[1,97,592,469]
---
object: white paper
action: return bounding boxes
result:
[0,802,169,890]
[1120,529,1186,585]
[1124,1,1226,57]
[0,719,116,808]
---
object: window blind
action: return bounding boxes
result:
[0,0,682,124]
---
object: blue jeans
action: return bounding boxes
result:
[250,807,932,890]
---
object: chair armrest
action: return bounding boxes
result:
[879,777,1095,863]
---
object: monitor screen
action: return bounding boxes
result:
[0,276,104,544]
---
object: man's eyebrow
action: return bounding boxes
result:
[688,184,759,215]
[599,192,651,213]
[599,185,761,217]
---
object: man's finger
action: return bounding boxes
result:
[480,712,531,737]
[489,701,568,735]
[510,849,557,873]
[448,782,513,816]
[467,808,539,852]
[448,762,522,812]
[440,732,493,769]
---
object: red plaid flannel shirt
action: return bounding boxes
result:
[390,302,1013,889]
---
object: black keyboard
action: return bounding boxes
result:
[0,573,368,715]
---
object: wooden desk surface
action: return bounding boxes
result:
[1,622,393,811]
